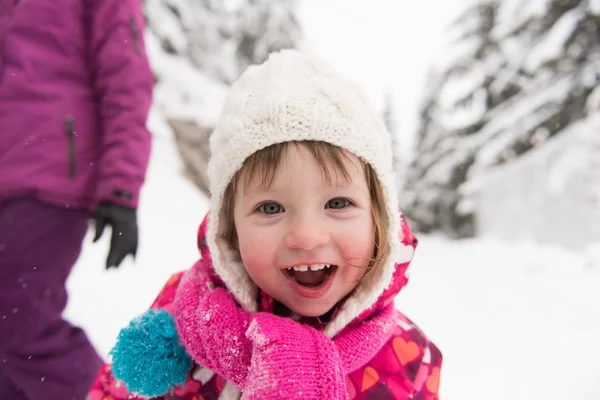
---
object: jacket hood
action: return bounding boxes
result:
[202,49,412,338]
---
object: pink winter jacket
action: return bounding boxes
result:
[0,0,153,211]
[89,214,442,399]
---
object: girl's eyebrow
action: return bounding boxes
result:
[315,179,371,201]
[242,183,286,197]
[242,169,369,196]
[339,183,370,198]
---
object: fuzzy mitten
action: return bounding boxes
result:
[173,261,253,388]
[242,304,397,400]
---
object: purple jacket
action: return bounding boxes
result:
[0,0,153,211]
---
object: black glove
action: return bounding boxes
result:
[93,201,138,269]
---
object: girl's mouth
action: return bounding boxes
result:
[282,264,337,298]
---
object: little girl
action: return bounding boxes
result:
[88,49,442,400]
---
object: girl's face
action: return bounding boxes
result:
[233,144,375,317]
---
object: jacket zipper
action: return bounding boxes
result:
[129,16,141,55]
[64,115,76,180]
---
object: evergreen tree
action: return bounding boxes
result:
[404,0,600,237]
[142,0,302,195]
[235,0,301,73]
[403,0,502,237]
[145,0,301,84]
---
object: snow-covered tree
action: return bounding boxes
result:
[235,0,301,73]
[403,0,503,237]
[404,0,600,237]
[142,0,302,195]
[383,91,396,135]
[382,91,406,200]
[145,0,300,84]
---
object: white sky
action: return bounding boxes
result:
[298,0,470,158]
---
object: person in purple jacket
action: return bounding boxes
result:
[0,0,154,399]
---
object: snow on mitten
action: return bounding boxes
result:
[110,309,192,398]
[243,313,347,400]
[242,305,398,400]
[174,271,253,388]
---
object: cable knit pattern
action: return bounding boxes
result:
[205,49,408,338]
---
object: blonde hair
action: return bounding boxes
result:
[221,140,389,282]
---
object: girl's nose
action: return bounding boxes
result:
[283,219,330,250]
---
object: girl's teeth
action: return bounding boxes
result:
[290,264,331,272]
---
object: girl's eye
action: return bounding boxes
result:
[258,202,283,215]
[326,197,351,209]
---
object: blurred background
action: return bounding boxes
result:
[65,0,600,398]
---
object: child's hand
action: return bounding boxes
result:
[243,313,346,399]
[174,261,253,388]
[242,305,397,400]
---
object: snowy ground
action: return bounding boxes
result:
[399,236,600,400]
[64,112,600,400]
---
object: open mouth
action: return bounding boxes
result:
[285,264,337,288]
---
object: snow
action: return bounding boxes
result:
[145,0,190,54]
[472,104,558,170]
[493,0,550,39]
[586,85,600,113]
[439,87,488,131]
[439,67,486,110]
[592,0,600,15]
[434,58,491,134]
[400,235,600,400]
[148,43,228,126]
[144,11,229,127]
[446,4,490,44]
[498,36,526,66]
[234,0,301,75]
[523,7,586,72]
[463,116,600,252]
[466,72,573,155]
[546,141,589,194]
[434,35,485,72]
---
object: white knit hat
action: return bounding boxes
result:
[206,49,403,338]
